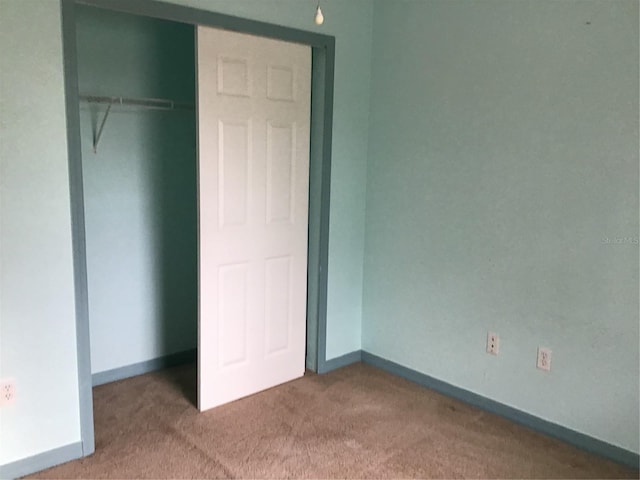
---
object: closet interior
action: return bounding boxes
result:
[76,5,198,384]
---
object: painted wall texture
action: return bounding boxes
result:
[0,0,81,465]
[75,6,198,375]
[363,0,639,453]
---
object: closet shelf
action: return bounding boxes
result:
[79,94,194,153]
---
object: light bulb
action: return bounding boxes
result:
[314,6,324,25]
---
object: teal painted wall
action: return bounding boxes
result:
[169,0,374,358]
[362,0,639,453]
[0,0,81,465]
[75,6,198,375]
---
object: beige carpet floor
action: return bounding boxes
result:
[27,363,638,479]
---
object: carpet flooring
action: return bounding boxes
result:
[27,363,638,479]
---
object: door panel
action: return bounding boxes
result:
[197,26,311,411]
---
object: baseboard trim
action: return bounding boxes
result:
[92,348,197,386]
[361,351,639,469]
[0,442,83,480]
[318,349,362,374]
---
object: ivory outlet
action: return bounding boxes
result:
[537,347,552,371]
[486,332,499,355]
[0,378,16,406]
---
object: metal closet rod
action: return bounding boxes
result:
[80,94,194,110]
[79,94,195,153]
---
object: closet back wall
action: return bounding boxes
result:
[76,6,197,376]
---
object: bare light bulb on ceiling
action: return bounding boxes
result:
[314,5,324,25]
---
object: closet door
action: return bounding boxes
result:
[197,26,311,411]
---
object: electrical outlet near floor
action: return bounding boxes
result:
[486,332,499,355]
[0,378,16,406]
[537,347,552,371]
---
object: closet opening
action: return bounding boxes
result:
[75,4,199,393]
[62,0,335,458]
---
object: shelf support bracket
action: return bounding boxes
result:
[93,102,112,153]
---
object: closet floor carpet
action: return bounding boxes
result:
[27,363,637,479]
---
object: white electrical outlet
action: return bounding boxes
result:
[0,378,16,406]
[537,347,552,371]
[486,332,499,355]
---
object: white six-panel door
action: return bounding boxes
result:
[197,26,311,411]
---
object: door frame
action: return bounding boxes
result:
[61,0,335,457]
